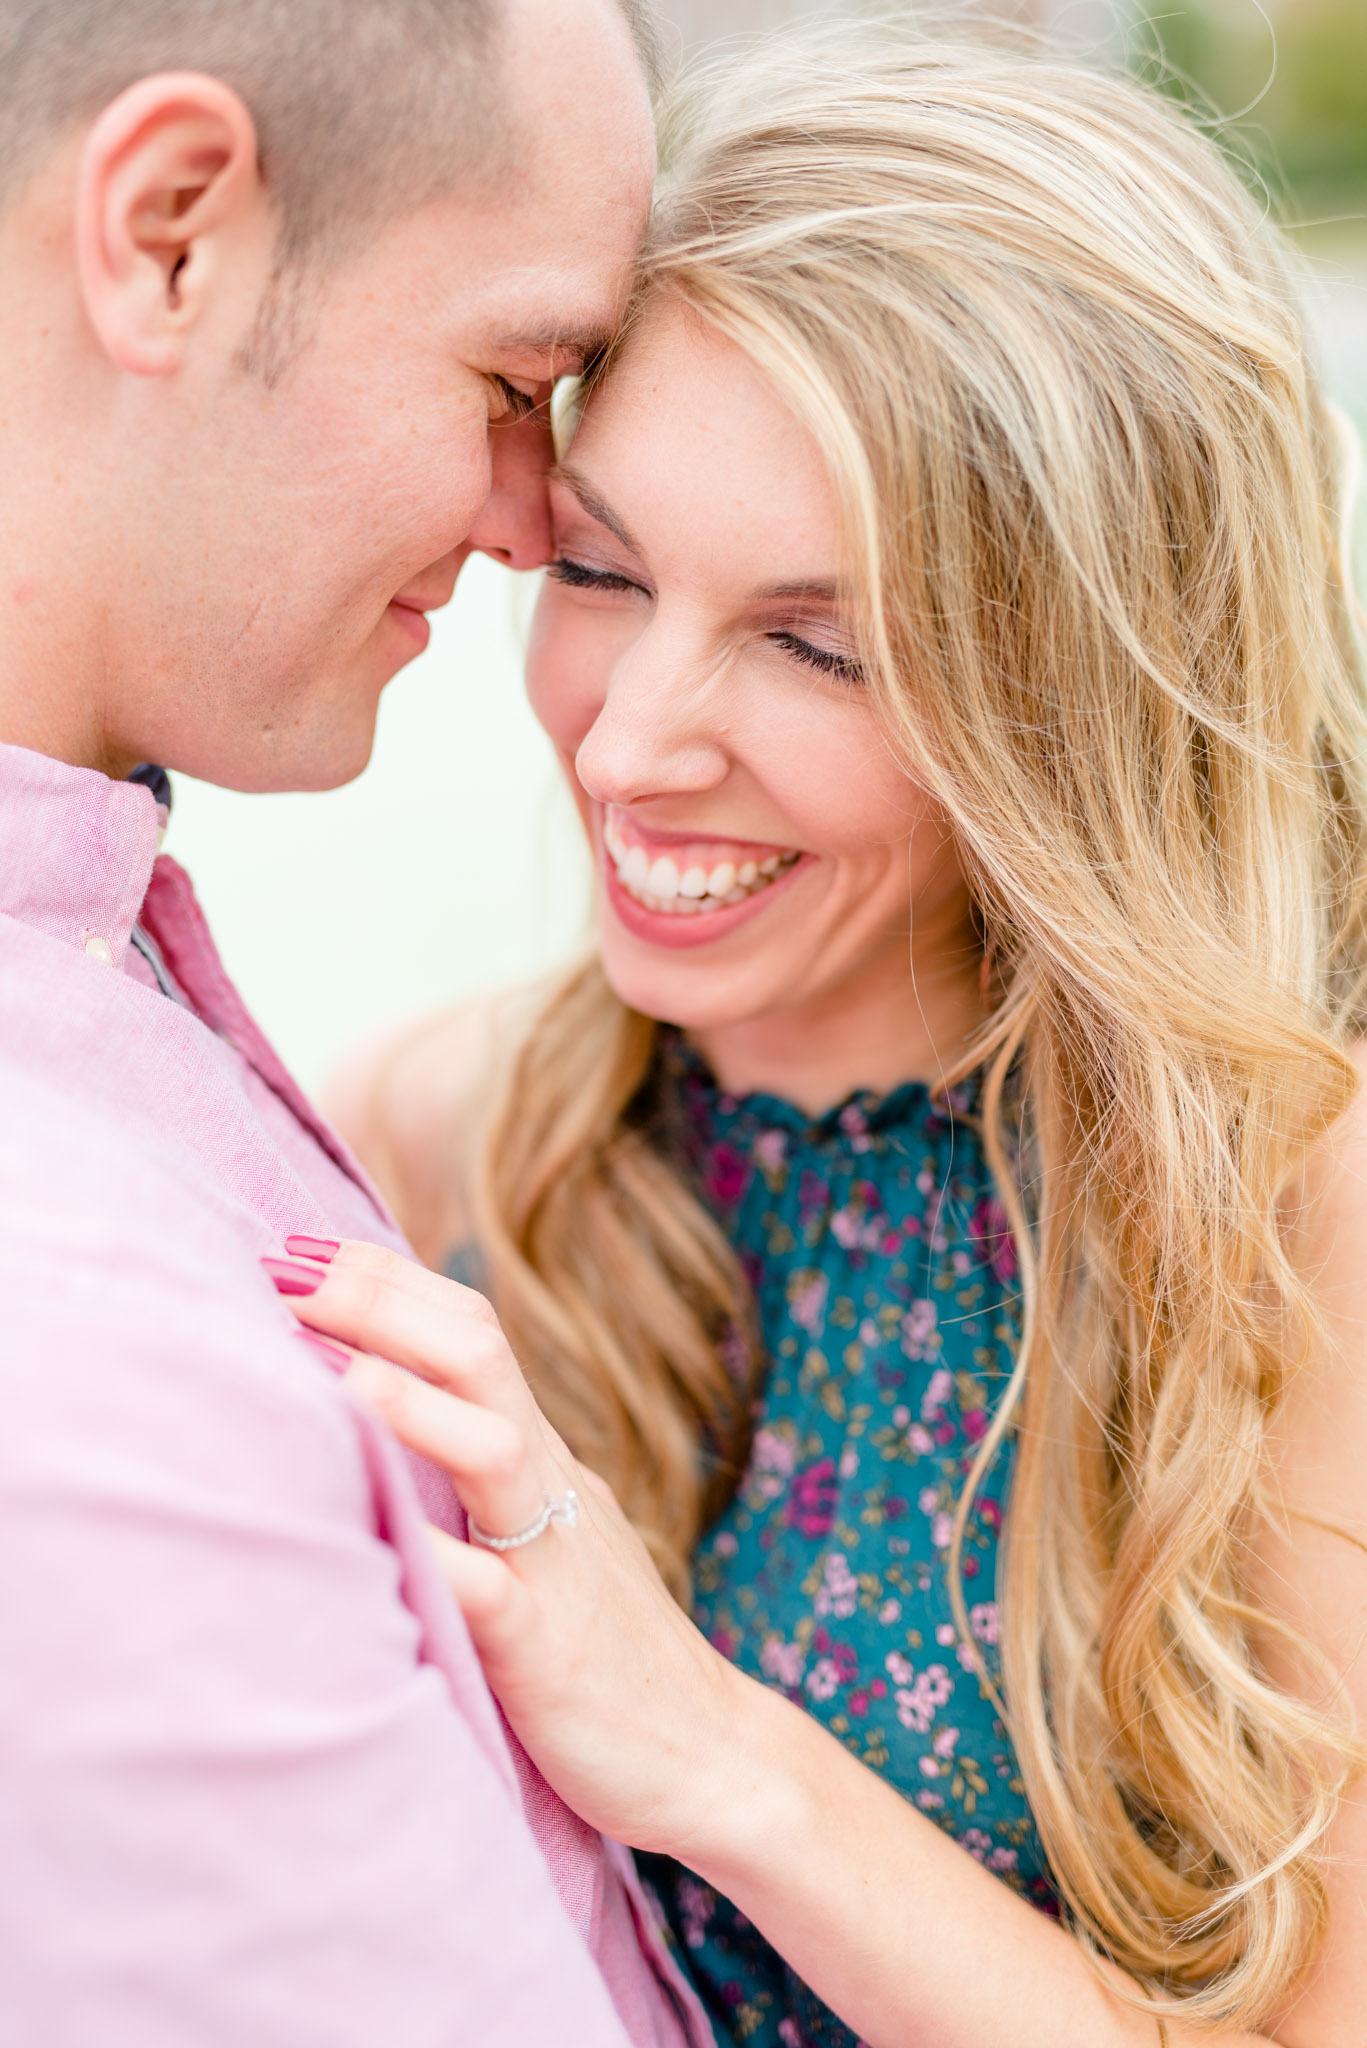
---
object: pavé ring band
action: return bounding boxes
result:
[468,1488,580,1553]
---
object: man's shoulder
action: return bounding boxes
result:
[0,1045,367,1500]
[0,1003,233,1253]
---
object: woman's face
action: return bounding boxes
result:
[526,301,975,1051]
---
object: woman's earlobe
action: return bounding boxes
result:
[74,72,265,378]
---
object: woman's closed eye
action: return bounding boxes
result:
[769,630,864,683]
[548,555,646,596]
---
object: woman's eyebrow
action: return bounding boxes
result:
[758,578,841,604]
[550,463,643,556]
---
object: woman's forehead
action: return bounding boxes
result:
[560,304,843,577]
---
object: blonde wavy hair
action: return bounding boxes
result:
[471,22,1367,2028]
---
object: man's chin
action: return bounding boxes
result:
[154,713,381,796]
[229,735,379,796]
[126,635,419,793]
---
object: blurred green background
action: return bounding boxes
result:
[1135,1,1367,225]
[1127,0,1367,541]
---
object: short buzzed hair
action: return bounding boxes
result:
[0,0,657,262]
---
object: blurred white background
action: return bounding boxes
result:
[164,0,1367,1095]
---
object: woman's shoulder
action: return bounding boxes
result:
[1285,1038,1367,1314]
[1247,1042,1367,2034]
[1255,1037,1367,1643]
[322,986,537,1269]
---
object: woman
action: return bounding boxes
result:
[288,25,1367,2046]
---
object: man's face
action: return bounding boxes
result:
[102,0,653,791]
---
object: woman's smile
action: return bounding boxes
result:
[600,803,809,949]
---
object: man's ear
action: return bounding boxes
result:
[75,72,269,378]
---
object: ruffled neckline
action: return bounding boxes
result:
[658,1030,978,1142]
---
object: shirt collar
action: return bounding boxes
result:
[0,740,163,968]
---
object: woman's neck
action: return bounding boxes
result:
[692,902,986,1119]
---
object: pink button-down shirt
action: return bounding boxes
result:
[0,741,711,2048]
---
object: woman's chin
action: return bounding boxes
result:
[595,856,821,1032]
[596,927,775,1037]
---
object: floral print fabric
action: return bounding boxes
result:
[637,1042,1055,2048]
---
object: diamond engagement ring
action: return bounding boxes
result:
[468,1489,580,1552]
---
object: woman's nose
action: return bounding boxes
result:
[574,634,734,808]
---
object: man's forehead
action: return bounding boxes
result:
[404,178,641,366]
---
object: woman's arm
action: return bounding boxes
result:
[673,1677,1252,2048]
[1241,1046,1367,2043]
[274,1244,1330,2048]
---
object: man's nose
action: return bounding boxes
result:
[464,411,555,572]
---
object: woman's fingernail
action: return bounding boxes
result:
[262,1256,324,1297]
[285,1235,340,1263]
[295,1329,352,1372]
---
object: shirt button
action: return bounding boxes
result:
[84,935,113,965]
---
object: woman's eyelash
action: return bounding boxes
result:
[548,557,641,594]
[770,631,865,683]
[492,377,538,421]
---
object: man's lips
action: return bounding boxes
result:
[386,597,433,656]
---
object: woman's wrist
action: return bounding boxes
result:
[660,1658,824,1887]
[653,1669,1199,2048]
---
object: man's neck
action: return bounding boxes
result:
[0,187,132,781]
[0,506,134,779]
[0,692,134,781]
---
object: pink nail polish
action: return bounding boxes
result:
[262,1256,324,1297]
[295,1329,352,1373]
[285,1235,340,1263]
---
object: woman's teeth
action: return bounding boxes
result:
[604,821,800,915]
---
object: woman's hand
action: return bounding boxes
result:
[272,1240,747,1861]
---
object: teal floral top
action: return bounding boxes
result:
[636,1041,1056,2048]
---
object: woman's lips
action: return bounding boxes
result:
[603,843,811,950]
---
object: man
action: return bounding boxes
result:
[0,2,711,2042]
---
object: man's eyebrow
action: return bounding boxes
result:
[491,325,614,372]
[550,462,643,555]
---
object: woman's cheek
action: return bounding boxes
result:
[755,692,926,858]
[524,590,609,756]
